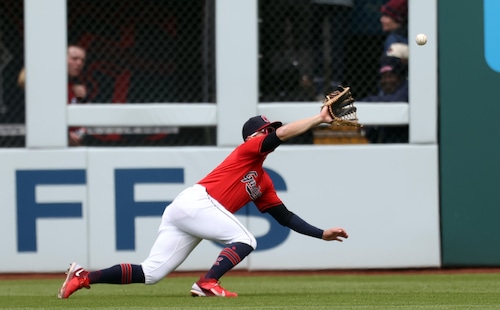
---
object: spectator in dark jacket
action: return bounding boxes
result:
[362,56,408,103]
[360,56,408,143]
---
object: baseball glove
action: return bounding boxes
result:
[322,85,362,127]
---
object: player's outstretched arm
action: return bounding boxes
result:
[266,205,348,242]
[275,107,333,141]
[322,227,349,242]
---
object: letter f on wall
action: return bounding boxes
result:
[16,170,86,252]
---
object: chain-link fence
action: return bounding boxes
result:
[0,0,25,147]
[259,0,409,144]
[68,0,217,146]
[260,0,388,101]
[0,0,409,148]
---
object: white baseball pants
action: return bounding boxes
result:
[141,184,256,284]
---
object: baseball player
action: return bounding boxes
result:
[58,107,349,299]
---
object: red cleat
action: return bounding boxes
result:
[57,262,90,299]
[190,277,237,297]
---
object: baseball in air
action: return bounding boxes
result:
[416,33,427,46]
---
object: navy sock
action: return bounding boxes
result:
[88,264,145,284]
[204,242,254,280]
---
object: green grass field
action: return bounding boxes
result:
[1,272,500,309]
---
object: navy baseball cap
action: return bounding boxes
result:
[242,115,282,141]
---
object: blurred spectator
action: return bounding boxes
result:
[15,45,88,146]
[67,44,88,146]
[360,55,408,143]
[309,0,354,100]
[67,45,87,103]
[380,0,408,55]
[364,0,408,144]
[363,56,407,102]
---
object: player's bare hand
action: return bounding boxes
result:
[322,227,348,242]
[72,84,87,99]
[320,105,334,124]
[68,131,83,146]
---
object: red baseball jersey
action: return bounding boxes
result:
[198,135,283,214]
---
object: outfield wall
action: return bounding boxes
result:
[4,0,500,272]
[0,0,444,272]
[0,146,439,273]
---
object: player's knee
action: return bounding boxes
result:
[141,263,170,285]
[245,234,257,250]
[231,235,256,250]
[251,236,257,249]
[230,231,257,249]
[143,272,163,285]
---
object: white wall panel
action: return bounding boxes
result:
[0,150,87,272]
